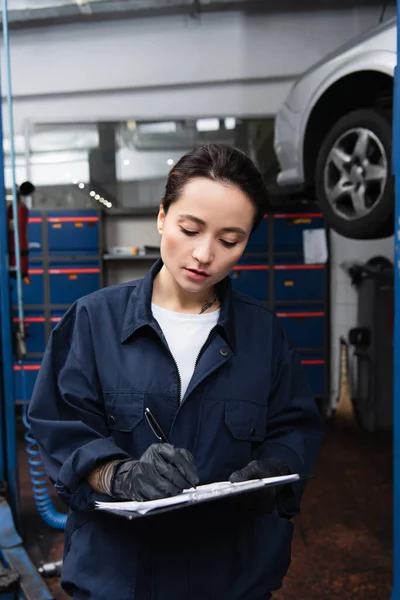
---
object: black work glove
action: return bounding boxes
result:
[110,443,199,501]
[229,458,291,516]
[229,457,290,483]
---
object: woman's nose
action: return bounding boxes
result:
[192,240,214,265]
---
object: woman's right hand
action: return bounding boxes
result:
[110,443,199,501]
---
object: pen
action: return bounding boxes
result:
[145,408,197,489]
[145,407,170,443]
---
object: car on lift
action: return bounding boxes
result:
[273,17,396,239]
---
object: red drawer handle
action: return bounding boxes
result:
[233,265,269,271]
[28,269,44,275]
[276,312,325,318]
[47,216,98,223]
[13,317,45,323]
[49,268,100,274]
[274,264,325,270]
[301,360,325,365]
[274,213,323,219]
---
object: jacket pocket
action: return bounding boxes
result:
[225,398,267,442]
[103,391,144,432]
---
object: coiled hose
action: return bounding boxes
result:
[20,361,67,530]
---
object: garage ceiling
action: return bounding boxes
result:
[1,0,267,27]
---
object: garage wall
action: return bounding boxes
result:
[2,4,393,135]
[329,232,394,409]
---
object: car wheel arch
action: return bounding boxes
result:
[300,61,394,186]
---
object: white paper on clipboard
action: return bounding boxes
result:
[95,474,300,516]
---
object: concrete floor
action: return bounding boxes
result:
[17,418,393,600]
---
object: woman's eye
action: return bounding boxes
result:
[220,240,238,248]
[181,227,198,237]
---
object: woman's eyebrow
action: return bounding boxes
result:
[178,213,205,226]
[178,214,246,236]
[219,226,246,236]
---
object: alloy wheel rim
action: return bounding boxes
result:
[323,127,388,221]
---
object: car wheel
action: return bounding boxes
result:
[315,109,393,239]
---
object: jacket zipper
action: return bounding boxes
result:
[194,327,217,370]
[151,324,219,408]
[150,323,182,407]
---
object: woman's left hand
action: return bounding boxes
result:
[229,458,290,483]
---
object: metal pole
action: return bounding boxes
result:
[392,6,400,599]
[0,77,20,527]
[1,0,23,325]
[0,0,21,529]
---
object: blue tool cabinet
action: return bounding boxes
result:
[47,211,100,256]
[230,208,329,400]
[12,210,102,399]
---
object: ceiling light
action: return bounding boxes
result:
[127,120,137,130]
[224,117,236,130]
[196,118,219,132]
[138,121,176,134]
[72,179,78,185]
[123,159,130,166]
[90,191,96,197]
[167,159,174,166]
[95,194,100,200]
[78,183,85,189]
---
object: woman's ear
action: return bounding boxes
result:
[157,204,165,235]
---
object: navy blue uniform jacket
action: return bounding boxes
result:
[28,259,324,600]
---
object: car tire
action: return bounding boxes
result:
[315,109,394,240]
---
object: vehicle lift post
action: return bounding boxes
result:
[0,1,54,597]
[393,2,400,599]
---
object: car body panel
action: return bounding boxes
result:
[274,18,397,188]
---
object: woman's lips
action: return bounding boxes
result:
[184,268,210,281]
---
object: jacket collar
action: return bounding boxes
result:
[121,258,236,351]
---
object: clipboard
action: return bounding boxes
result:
[95,473,312,521]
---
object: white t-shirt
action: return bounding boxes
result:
[151,303,220,401]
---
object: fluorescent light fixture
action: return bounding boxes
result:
[138,121,177,134]
[224,118,236,130]
[196,118,219,132]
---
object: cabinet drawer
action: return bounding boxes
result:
[274,212,324,253]
[246,216,268,253]
[274,265,325,302]
[14,362,41,401]
[49,263,100,305]
[28,214,43,256]
[299,353,325,397]
[276,310,325,348]
[47,212,99,255]
[13,313,46,354]
[12,267,44,306]
[230,265,268,301]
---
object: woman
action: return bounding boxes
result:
[29,144,324,600]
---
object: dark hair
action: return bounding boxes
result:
[162,144,269,231]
